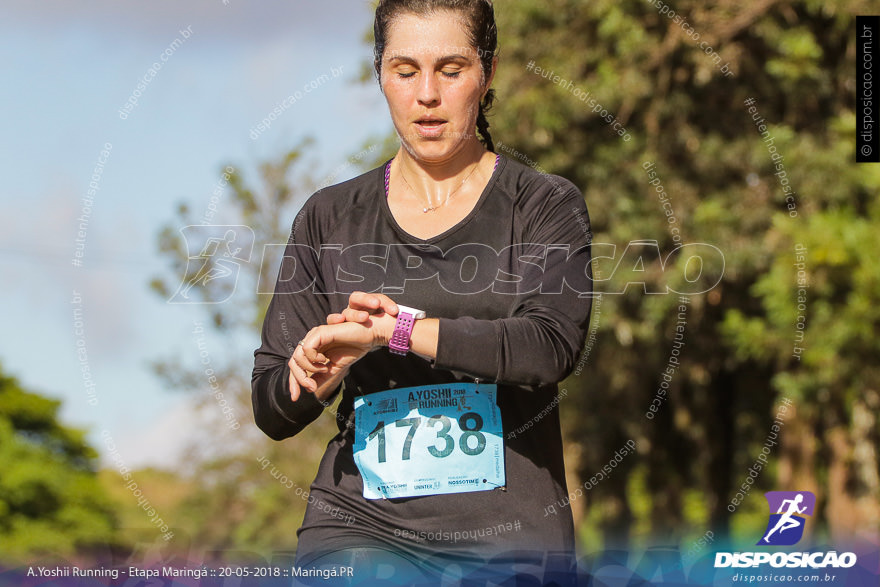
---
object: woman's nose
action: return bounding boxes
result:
[417,72,440,106]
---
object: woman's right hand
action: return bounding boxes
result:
[287,312,396,402]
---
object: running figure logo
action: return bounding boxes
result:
[169,226,254,304]
[758,491,816,546]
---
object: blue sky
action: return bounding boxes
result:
[0,0,392,467]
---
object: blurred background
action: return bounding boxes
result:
[1,0,878,571]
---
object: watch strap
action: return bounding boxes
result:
[388,305,424,355]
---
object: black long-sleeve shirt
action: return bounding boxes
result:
[252,154,592,575]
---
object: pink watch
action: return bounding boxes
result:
[388,305,426,355]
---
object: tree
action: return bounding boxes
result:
[147,139,391,555]
[489,0,878,549]
[0,365,118,562]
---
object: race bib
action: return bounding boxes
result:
[353,383,505,499]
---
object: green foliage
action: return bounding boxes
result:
[0,367,117,562]
[151,137,318,333]
[491,0,879,547]
[97,467,190,550]
[163,446,333,555]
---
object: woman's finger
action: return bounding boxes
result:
[287,370,299,401]
[341,308,372,323]
[287,357,314,397]
[293,343,329,375]
[348,291,397,316]
[347,291,379,310]
[300,330,331,364]
[326,312,346,325]
[296,360,318,393]
[348,292,398,316]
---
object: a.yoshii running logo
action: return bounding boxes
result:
[758,491,815,546]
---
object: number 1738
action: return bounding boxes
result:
[368,412,487,463]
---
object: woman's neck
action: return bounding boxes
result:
[394,140,488,199]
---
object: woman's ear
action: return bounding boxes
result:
[375,60,385,95]
[483,56,498,98]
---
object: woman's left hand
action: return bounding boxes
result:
[326,291,399,325]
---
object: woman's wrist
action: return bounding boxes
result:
[371,312,397,348]
[313,371,346,402]
[411,318,439,360]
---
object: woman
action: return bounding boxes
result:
[252,0,592,582]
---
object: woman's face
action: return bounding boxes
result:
[380,10,494,163]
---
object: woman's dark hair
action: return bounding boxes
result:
[373,0,498,152]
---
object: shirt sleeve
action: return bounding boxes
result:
[433,177,592,386]
[251,198,339,441]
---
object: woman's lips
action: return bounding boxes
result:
[414,119,447,138]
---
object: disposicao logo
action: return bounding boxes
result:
[758,491,815,546]
[714,490,858,570]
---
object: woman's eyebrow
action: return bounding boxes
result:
[437,54,471,64]
[386,54,473,65]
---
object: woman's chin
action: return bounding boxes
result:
[400,137,473,163]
